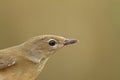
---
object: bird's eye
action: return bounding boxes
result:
[49,39,56,46]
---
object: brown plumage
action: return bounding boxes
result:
[0,35,77,80]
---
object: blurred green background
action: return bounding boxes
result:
[0,0,120,80]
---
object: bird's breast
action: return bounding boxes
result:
[0,56,49,80]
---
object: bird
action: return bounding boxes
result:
[0,35,78,80]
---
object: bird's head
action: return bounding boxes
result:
[20,35,78,57]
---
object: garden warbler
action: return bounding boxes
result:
[0,35,77,80]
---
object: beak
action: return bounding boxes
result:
[63,39,78,45]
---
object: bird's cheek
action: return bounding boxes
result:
[56,44,64,49]
[38,44,49,51]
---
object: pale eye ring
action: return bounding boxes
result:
[48,39,57,46]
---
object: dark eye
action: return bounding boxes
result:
[49,40,56,46]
